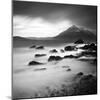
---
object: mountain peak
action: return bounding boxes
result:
[67,25,80,32]
[55,25,96,42]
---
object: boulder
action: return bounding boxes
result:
[36,46,44,49]
[60,49,64,53]
[30,45,36,48]
[74,39,84,44]
[66,68,71,71]
[50,49,58,53]
[64,55,78,59]
[80,43,97,51]
[35,54,46,57]
[77,72,84,76]
[64,46,76,51]
[48,56,62,61]
[79,51,97,57]
[28,61,43,66]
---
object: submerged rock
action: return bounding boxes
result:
[48,56,62,61]
[64,46,76,51]
[50,49,58,53]
[36,46,44,49]
[30,45,36,48]
[77,72,84,76]
[35,54,46,57]
[74,39,84,44]
[28,61,43,66]
[80,43,97,51]
[64,55,78,59]
[60,49,64,53]
[66,68,71,71]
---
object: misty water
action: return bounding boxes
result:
[13,44,97,99]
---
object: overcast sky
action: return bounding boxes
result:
[13,0,97,37]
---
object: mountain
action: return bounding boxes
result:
[13,25,97,47]
[13,36,35,47]
[13,36,66,47]
[55,25,96,42]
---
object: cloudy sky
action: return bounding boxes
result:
[13,0,97,37]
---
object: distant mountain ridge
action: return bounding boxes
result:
[55,25,96,42]
[13,25,97,47]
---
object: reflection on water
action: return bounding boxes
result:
[13,45,97,99]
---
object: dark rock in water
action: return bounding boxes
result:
[64,46,76,51]
[50,49,58,53]
[77,72,84,76]
[64,55,78,59]
[81,74,94,81]
[74,39,84,44]
[28,61,43,66]
[30,45,36,48]
[36,46,44,49]
[66,68,71,71]
[60,49,64,53]
[35,54,46,57]
[80,43,97,51]
[48,56,62,61]
[78,51,97,57]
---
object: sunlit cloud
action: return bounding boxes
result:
[13,15,72,37]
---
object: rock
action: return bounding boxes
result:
[28,61,43,66]
[30,45,36,48]
[77,72,84,76]
[80,43,97,51]
[48,56,62,61]
[36,46,44,49]
[79,51,97,57]
[35,54,46,57]
[74,39,84,44]
[60,49,64,53]
[66,68,71,71]
[64,55,78,59]
[50,49,58,53]
[64,46,76,51]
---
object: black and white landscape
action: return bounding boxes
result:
[13,0,97,99]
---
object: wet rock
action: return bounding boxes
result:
[28,61,43,66]
[36,46,44,49]
[48,56,62,61]
[80,43,97,51]
[64,55,78,59]
[77,72,84,76]
[74,39,84,44]
[60,49,64,53]
[35,54,46,57]
[50,49,58,53]
[64,46,76,51]
[78,51,97,57]
[66,68,71,71]
[30,45,36,48]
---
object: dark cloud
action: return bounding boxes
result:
[13,0,97,33]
